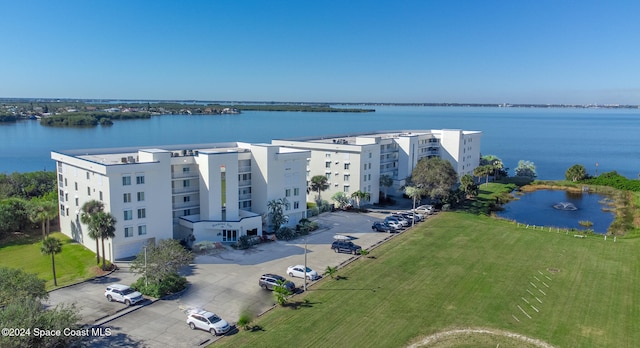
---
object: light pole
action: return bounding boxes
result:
[303,237,308,292]
[144,246,148,287]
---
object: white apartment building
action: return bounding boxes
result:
[51,129,480,261]
[52,142,309,261]
[272,129,482,205]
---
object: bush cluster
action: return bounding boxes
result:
[132,273,187,298]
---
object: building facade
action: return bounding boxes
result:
[272,129,482,205]
[51,129,480,261]
[52,142,309,261]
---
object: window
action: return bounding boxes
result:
[136,175,145,184]
[344,163,350,170]
[74,182,78,190]
[183,196,190,203]
[344,185,350,193]
[138,225,147,235]
[99,191,103,200]
[182,167,190,173]
[59,190,64,200]
[344,174,350,182]
[294,201,300,209]
[124,227,133,238]
[363,175,367,182]
[124,210,133,221]
[137,192,145,201]
[285,189,291,197]
[137,208,146,219]
[122,176,131,186]
[60,205,65,216]
[294,188,300,196]
[87,187,91,195]
[64,178,67,187]
[123,193,131,203]
[326,172,331,179]
[325,162,331,168]
[65,193,68,201]
[183,180,190,188]
[75,198,79,206]
[86,172,90,180]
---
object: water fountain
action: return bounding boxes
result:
[553,202,578,211]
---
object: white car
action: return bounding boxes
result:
[414,205,435,215]
[104,284,144,306]
[287,265,319,280]
[186,309,231,336]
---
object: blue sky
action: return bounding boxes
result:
[1,1,639,104]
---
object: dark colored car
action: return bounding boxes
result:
[372,221,392,232]
[259,274,296,292]
[331,241,362,254]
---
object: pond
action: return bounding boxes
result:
[496,189,615,234]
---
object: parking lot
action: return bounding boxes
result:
[47,208,415,347]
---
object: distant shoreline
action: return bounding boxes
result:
[1,98,638,110]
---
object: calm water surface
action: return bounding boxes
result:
[496,189,615,233]
[1,106,639,179]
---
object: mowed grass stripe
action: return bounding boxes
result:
[217,212,640,348]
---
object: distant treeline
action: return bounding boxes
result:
[231,104,375,112]
[40,112,151,127]
[0,171,57,200]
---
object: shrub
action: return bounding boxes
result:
[276,226,296,241]
[132,272,187,298]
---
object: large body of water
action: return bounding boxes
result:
[1,106,639,179]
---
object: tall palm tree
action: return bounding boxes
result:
[93,211,117,271]
[80,200,104,265]
[41,236,62,286]
[28,201,48,239]
[309,175,329,201]
[42,200,58,235]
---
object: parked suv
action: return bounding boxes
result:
[186,309,231,336]
[259,274,296,292]
[331,240,362,254]
[104,284,144,306]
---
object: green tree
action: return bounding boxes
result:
[273,279,292,306]
[267,198,289,231]
[0,267,47,306]
[92,211,117,271]
[331,191,350,209]
[480,155,507,179]
[404,186,425,216]
[0,197,29,235]
[350,190,371,209]
[130,239,194,295]
[379,174,393,199]
[566,164,588,182]
[27,200,49,239]
[0,298,81,348]
[324,265,338,279]
[474,165,494,186]
[40,236,62,286]
[515,160,537,178]
[80,199,104,265]
[411,157,458,202]
[460,174,478,198]
[309,175,329,201]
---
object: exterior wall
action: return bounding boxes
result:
[51,129,480,260]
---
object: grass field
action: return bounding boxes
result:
[216,212,640,348]
[0,232,99,289]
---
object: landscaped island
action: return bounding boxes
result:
[0,99,375,127]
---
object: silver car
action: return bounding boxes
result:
[186,309,231,336]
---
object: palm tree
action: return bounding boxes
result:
[309,175,329,201]
[379,174,393,200]
[42,200,58,235]
[41,237,62,286]
[474,165,493,186]
[80,200,104,265]
[267,198,289,231]
[404,186,424,219]
[324,265,338,279]
[350,190,371,209]
[93,211,117,271]
[28,201,48,239]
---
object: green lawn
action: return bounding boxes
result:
[217,212,640,348]
[0,232,98,289]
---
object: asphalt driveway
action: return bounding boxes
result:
[48,208,413,347]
